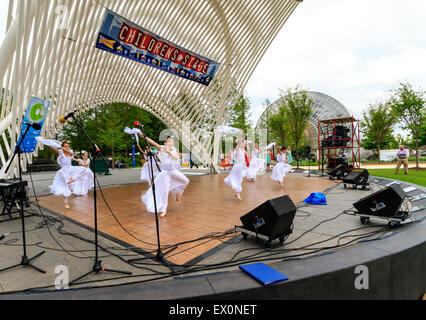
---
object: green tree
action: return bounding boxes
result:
[388,82,426,169]
[279,86,313,168]
[228,94,253,134]
[394,133,411,147]
[267,102,289,147]
[419,122,426,147]
[57,103,167,164]
[361,102,397,161]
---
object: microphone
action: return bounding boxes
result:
[59,111,77,124]
[23,122,42,130]
[134,121,147,138]
[134,121,144,129]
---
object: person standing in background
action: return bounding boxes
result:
[265,149,271,172]
[190,152,199,169]
[395,145,409,175]
[287,146,293,165]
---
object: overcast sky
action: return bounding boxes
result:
[246,0,426,125]
[1,1,425,128]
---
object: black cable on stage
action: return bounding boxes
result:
[21,156,169,264]
[6,162,411,292]
[18,181,409,292]
[94,176,241,259]
[23,159,109,260]
[94,177,168,248]
[23,188,421,292]
[201,210,348,264]
[18,159,240,271]
[19,224,392,293]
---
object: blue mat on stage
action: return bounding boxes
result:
[239,263,289,286]
[303,192,327,205]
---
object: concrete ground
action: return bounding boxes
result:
[0,167,424,295]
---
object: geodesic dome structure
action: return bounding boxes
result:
[256,91,351,150]
[0,0,302,177]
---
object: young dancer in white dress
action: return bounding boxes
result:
[224,139,248,200]
[140,136,189,218]
[271,146,292,186]
[246,143,265,181]
[72,152,94,195]
[36,138,87,208]
[138,145,160,185]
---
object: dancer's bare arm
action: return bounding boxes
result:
[141,135,162,150]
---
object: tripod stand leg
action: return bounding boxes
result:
[28,263,46,274]
[0,264,19,272]
[69,270,94,286]
[69,260,132,286]
[102,268,132,275]
[0,251,46,274]
[28,250,45,262]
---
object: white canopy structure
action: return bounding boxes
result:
[0,0,302,177]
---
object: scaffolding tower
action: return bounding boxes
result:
[318,117,361,173]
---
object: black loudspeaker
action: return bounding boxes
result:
[327,157,348,169]
[353,184,406,217]
[328,164,347,179]
[342,169,369,185]
[240,195,296,240]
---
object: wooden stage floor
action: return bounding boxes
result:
[34,174,337,265]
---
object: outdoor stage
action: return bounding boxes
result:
[35,174,338,265]
[0,170,424,299]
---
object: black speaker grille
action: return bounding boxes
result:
[353,184,406,217]
[240,195,296,240]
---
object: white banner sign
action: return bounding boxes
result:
[379,149,408,162]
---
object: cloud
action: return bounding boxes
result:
[1,0,424,128]
[246,0,426,124]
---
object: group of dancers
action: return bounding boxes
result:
[35,133,189,218]
[35,129,292,217]
[224,138,292,201]
[35,137,94,209]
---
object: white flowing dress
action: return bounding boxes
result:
[140,154,161,183]
[224,148,247,192]
[72,159,94,195]
[246,149,265,179]
[49,150,87,197]
[141,146,189,213]
[271,153,292,183]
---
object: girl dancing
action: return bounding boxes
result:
[224,138,248,200]
[36,137,87,208]
[270,145,292,186]
[72,151,95,195]
[140,135,189,218]
[138,144,160,185]
[246,143,265,181]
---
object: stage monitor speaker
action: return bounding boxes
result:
[240,195,296,240]
[327,157,348,169]
[353,184,406,217]
[328,164,347,179]
[342,168,369,185]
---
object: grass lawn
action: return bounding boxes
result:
[368,169,426,187]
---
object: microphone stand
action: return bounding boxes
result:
[127,127,177,273]
[67,114,131,286]
[305,154,312,177]
[0,124,46,274]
